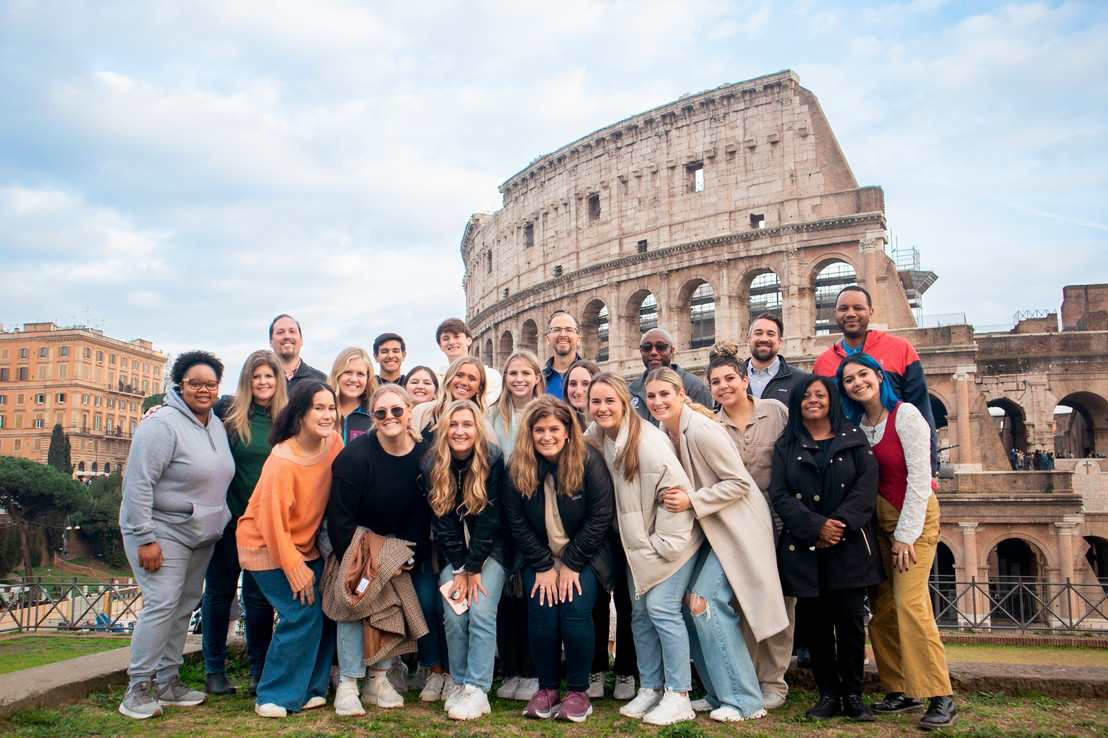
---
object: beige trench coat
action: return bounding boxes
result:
[676,407,788,642]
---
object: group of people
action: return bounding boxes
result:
[116,285,958,730]
[1008,448,1056,471]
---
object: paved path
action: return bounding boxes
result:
[1,640,1106,716]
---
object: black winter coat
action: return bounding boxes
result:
[421,444,514,574]
[502,445,617,591]
[768,423,885,598]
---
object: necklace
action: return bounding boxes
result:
[864,408,887,442]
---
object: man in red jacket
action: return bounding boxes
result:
[813,285,938,472]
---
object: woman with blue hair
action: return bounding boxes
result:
[836,354,957,731]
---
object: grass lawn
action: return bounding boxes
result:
[0,635,130,675]
[2,657,1107,738]
[945,642,1108,667]
[2,557,133,585]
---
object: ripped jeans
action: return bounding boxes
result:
[683,544,764,716]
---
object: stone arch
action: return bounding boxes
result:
[930,541,958,625]
[676,277,717,350]
[499,330,514,360]
[929,393,949,430]
[743,267,783,330]
[1083,536,1108,590]
[625,288,659,352]
[809,257,859,335]
[77,460,85,472]
[988,398,1029,459]
[580,298,611,363]
[483,338,493,365]
[520,319,539,354]
[1054,391,1108,458]
[986,536,1049,625]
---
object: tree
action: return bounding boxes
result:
[75,471,127,569]
[46,424,73,476]
[0,457,85,578]
[142,393,166,412]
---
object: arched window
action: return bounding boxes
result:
[814,260,857,334]
[581,300,610,363]
[689,283,715,349]
[748,271,782,323]
[521,320,539,353]
[639,294,658,335]
[499,331,514,359]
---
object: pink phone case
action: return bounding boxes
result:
[440,579,469,615]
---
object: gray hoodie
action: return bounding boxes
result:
[119,387,235,549]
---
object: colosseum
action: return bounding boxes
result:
[461,70,1108,630]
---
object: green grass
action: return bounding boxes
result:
[944,642,1108,667]
[0,635,130,675]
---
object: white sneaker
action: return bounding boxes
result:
[711,705,767,722]
[613,674,637,700]
[254,702,287,718]
[762,691,786,710]
[448,685,491,720]
[386,659,409,694]
[362,674,404,709]
[440,674,457,701]
[420,672,445,702]
[587,672,605,699]
[496,675,521,700]
[620,688,663,718]
[513,677,539,701]
[334,682,365,716]
[443,683,465,712]
[691,697,713,712]
[642,689,696,726]
[302,696,326,710]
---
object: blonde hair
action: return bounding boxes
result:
[328,347,378,410]
[427,400,492,518]
[509,396,586,499]
[586,373,642,482]
[492,350,545,434]
[428,357,488,432]
[370,384,422,445]
[644,367,718,421]
[225,350,288,445]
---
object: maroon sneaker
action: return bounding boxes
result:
[555,690,593,723]
[523,688,560,719]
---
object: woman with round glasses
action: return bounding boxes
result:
[118,351,236,720]
[328,385,437,714]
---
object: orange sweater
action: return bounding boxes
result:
[236,431,343,591]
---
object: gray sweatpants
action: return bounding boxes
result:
[124,535,214,689]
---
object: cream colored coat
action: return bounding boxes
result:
[675,407,788,642]
[585,417,703,596]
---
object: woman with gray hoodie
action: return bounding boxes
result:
[118,351,236,720]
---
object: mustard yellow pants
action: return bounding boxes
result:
[868,494,953,698]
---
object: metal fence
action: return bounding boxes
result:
[931,577,1108,633]
[0,580,143,634]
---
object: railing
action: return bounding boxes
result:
[931,577,1108,633]
[0,580,143,634]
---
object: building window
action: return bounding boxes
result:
[639,293,658,334]
[16,394,24,405]
[0,395,5,405]
[39,346,48,358]
[587,193,601,220]
[110,353,116,364]
[749,271,784,324]
[94,415,101,430]
[34,417,44,429]
[750,213,765,229]
[108,398,115,409]
[687,162,704,193]
[17,367,27,381]
[121,357,127,368]
[13,439,20,452]
[19,348,28,359]
[144,363,149,373]
[815,260,858,335]
[0,368,7,382]
[60,346,68,357]
[97,351,103,362]
[82,393,89,405]
[486,250,492,273]
[637,239,648,253]
[57,393,65,403]
[690,282,716,349]
[85,347,91,359]
[95,396,102,407]
[154,366,160,377]
[523,222,534,248]
[36,394,45,404]
[143,380,149,393]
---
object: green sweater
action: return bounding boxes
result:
[226,404,273,525]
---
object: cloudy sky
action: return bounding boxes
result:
[1,0,1104,379]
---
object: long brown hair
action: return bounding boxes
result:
[586,373,641,482]
[428,357,488,432]
[491,350,545,434]
[644,367,717,421]
[509,396,586,499]
[225,350,288,444]
[427,400,492,517]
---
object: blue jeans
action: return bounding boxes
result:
[201,526,273,677]
[412,558,448,669]
[523,565,598,692]
[628,555,697,692]
[124,535,213,689]
[440,558,506,691]
[336,620,391,677]
[684,545,764,715]
[251,558,335,712]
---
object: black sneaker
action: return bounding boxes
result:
[805,693,841,720]
[204,672,237,696]
[919,696,958,731]
[872,691,924,714]
[842,694,875,722]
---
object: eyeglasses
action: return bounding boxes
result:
[373,407,407,420]
[183,379,219,391]
[639,342,671,353]
[548,327,578,335]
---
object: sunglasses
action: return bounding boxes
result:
[372,407,407,420]
[639,342,671,353]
